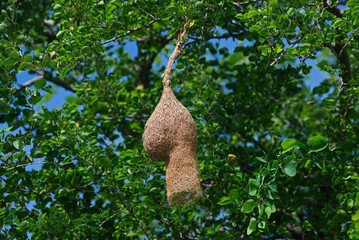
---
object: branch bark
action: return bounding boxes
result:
[323,0,345,18]
[16,71,75,93]
[268,31,309,67]
[323,42,351,94]
[274,208,305,240]
[100,15,161,45]
[16,75,43,91]
[321,1,351,96]
[186,32,245,46]
[231,0,261,6]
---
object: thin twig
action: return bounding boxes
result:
[93,115,149,121]
[98,213,118,227]
[339,25,359,56]
[72,181,97,190]
[6,162,54,170]
[100,18,161,45]
[137,6,158,21]
[268,31,309,67]
[231,0,261,6]
[16,71,75,92]
[186,32,244,46]
[323,0,345,18]
[16,75,43,91]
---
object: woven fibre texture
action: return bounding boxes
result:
[143,86,202,205]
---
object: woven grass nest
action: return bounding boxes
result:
[142,28,203,206]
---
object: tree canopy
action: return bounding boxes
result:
[1,0,359,239]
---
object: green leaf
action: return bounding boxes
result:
[263,200,276,213]
[295,141,309,152]
[303,220,314,231]
[347,0,357,6]
[165,5,177,15]
[265,206,272,219]
[66,103,79,114]
[229,189,240,198]
[53,4,62,11]
[3,57,18,67]
[352,210,359,221]
[352,6,359,14]
[81,46,91,55]
[249,25,261,32]
[281,138,296,153]
[332,18,344,28]
[304,159,312,168]
[13,139,24,150]
[56,30,67,39]
[246,9,258,18]
[255,157,266,163]
[33,148,45,158]
[24,54,33,62]
[284,162,296,177]
[258,221,266,229]
[32,95,43,104]
[54,12,62,19]
[4,126,13,132]
[24,87,32,97]
[34,79,47,89]
[241,199,256,213]
[9,51,20,59]
[247,217,257,235]
[98,0,105,8]
[308,135,328,152]
[217,196,234,205]
[195,1,204,8]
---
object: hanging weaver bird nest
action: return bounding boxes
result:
[142,27,203,206]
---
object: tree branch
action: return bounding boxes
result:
[100,17,161,45]
[16,75,43,91]
[186,32,245,46]
[137,6,158,20]
[231,0,261,6]
[268,31,309,67]
[323,0,345,18]
[16,71,75,93]
[323,42,352,94]
[93,115,149,121]
[209,32,245,39]
[72,181,97,191]
[339,25,359,56]
[48,75,76,92]
[274,208,305,240]
[98,212,118,228]
[6,161,54,170]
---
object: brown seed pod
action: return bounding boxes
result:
[142,28,203,206]
[228,154,237,163]
[50,51,56,59]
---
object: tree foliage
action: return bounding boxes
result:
[1,0,359,239]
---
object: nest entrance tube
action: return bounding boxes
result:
[142,28,203,206]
